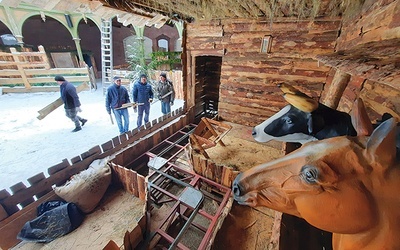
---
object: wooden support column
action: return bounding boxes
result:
[73,37,85,66]
[321,69,351,109]
[174,21,184,51]
[3,6,22,45]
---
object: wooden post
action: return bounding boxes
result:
[137,174,146,200]
[38,45,51,69]
[321,69,350,109]
[9,47,31,89]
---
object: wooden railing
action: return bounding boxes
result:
[0,45,92,93]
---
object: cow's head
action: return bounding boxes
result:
[252,105,318,144]
[252,85,320,144]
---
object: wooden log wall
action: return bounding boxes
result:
[318,0,400,121]
[186,18,341,126]
[0,107,188,250]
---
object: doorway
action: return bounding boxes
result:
[194,56,222,119]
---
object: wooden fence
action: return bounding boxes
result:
[0,45,92,93]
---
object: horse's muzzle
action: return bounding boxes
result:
[232,173,244,198]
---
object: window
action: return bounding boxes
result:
[157,39,168,52]
[260,35,273,53]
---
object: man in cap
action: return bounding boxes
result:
[105,76,131,134]
[55,75,87,132]
[157,72,175,115]
[132,73,153,128]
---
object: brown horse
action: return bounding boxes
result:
[233,118,400,250]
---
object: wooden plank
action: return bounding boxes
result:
[221,166,233,187]
[0,69,26,76]
[0,75,90,85]
[24,67,89,74]
[189,134,209,158]
[0,204,7,221]
[1,86,60,93]
[27,173,52,199]
[128,224,144,249]
[9,183,34,208]
[36,82,89,120]
[137,174,146,200]
[9,47,31,89]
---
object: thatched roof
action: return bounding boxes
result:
[4,0,364,27]
[98,0,364,22]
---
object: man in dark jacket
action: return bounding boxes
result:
[106,76,131,134]
[55,75,87,132]
[157,72,175,115]
[132,74,153,128]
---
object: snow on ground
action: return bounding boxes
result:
[0,85,183,192]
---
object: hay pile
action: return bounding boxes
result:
[205,134,283,172]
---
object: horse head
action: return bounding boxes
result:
[234,118,400,249]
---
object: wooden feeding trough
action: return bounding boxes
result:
[187,119,286,249]
[189,117,232,159]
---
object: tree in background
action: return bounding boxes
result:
[125,26,182,97]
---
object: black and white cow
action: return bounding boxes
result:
[252,103,357,144]
[254,83,400,153]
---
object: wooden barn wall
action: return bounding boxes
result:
[319,0,400,121]
[187,18,341,126]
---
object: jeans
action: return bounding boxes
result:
[137,103,150,128]
[113,108,129,134]
[161,101,171,115]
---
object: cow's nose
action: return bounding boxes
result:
[252,129,257,136]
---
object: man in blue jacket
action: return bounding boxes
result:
[132,74,153,128]
[106,76,131,134]
[55,75,87,132]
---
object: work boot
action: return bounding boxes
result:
[81,119,88,126]
[72,127,82,132]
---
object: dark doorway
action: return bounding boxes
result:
[194,56,222,120]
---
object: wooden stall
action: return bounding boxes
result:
[0,0,399,249]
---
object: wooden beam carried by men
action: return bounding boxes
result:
[36,82,89,120]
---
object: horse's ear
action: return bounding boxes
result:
[366,118,397,168]
[350,98,373,136]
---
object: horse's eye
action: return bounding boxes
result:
[301,165,319,184]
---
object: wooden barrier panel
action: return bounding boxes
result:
[0,46,92,93]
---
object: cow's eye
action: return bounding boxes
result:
[284,117,293,124]
[301,165,318,184]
